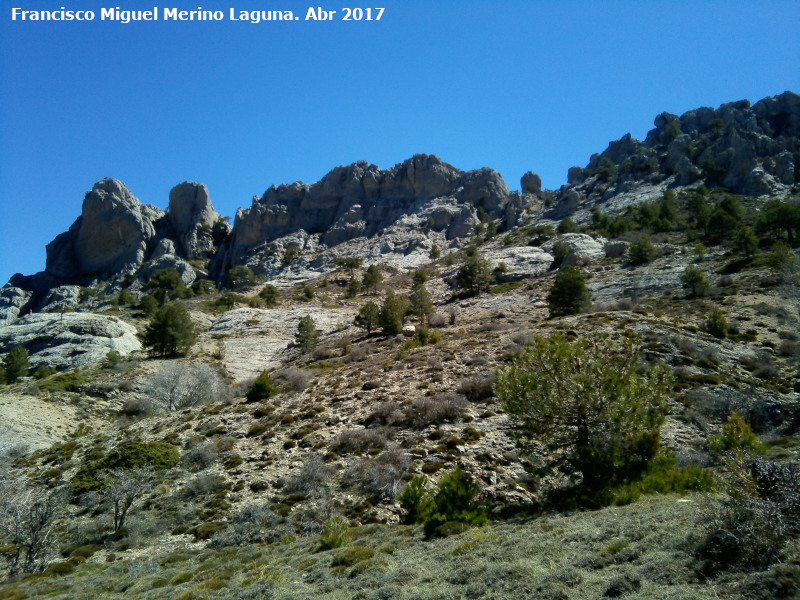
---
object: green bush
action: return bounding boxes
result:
[628,235,659,264]
[36,370,88,393]
[246,371,279,403]
[704,307,729,339]
[398,476,431,525]
[71,441,179,494]
[455,246,493,296]
[610,452,714,505]
[379,291,410,335]
[707,413,765,461]
[680,265,710,297]
[318,516,352,550]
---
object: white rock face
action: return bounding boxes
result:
[207,306,356,382]
[0,312,141,371]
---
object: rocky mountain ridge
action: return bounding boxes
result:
[2,91,799,331]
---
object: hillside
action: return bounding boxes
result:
[1,92,800,599]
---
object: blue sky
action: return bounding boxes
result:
[1,0,798,284]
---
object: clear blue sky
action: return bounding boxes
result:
[1,0,798,284]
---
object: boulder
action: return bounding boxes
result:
[484,247,553,282]
[41,285,83,313]
[543,234,607,262]
[0,312,141,371]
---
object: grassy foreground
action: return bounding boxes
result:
[4,494,792,600]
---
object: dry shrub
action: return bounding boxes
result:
[330,428,391,454]
[346,445,411,500]
[181,441,219,472]
[428,313,448,328]
[364,402,404,427]
[344,343,373,363]
[184,473,228,498]
[407,393,469,428]
[120,397,156,417]
[284,453,335,494]
[273,368,312,392]
[312,346,334,361]
[456,373,496,403]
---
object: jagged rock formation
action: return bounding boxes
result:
[0,312,141,371]
[168,182,223,258]
[45,178,164,280]
[211,154,512,278]
[547,91,800,219]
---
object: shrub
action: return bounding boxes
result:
[628,235,659,264]
[36,370,88,393]
[707,413,765,461]
[408,393,468,428]
[399,469,487,537]
[557,216,579,234]
[285,454,334,494]
[546,266,591,317]
[226,265,258,289]
[346,446,410,500]
[456,373,496,402]
[148,268,189,304]
[330,428,390,454]
[318,516,351,550]
[495,333,672,492]
[700,453,800,569]
[72,441,179,494]
[455,246,493,296]
[2,346,29,383]
[258,284,279,307]
[182,441,219,472]
[144,362,224,411]
[704,307,729,339]
[273,367,312,392]
[246,371,279,402]
[141,303,196,357]
[680,265,711,297]
[398,476,431,525]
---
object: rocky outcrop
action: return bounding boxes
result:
[0,312,141,371]
[45,178,164,280]
[0,286,33,326]
[551,91,800,217]
[168,182,222,258]
[212,155,511,278]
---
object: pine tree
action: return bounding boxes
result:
[455,246,493,296]
[354,301,381,334]
[141,304,196,357]
[295,315,319,352]
[546,266,591,317]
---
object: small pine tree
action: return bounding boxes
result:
[345,278,362,299]
[733,225,759,259]
[429,244,441,260]
[680,265,710,298]
[141,303,196,357]
[628,235,659,264]
[226,265,258,290]
[259,284,279,307]
[546,266,591,317]
[148,268,187,306]
[295,315,319,352]
[361,264,383,295]
[246,371,279,402]
[2,346,30,383]
[409,285,435,323]
[455,246,493,296]
[379,291,410,335]
[354,301,380,334]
